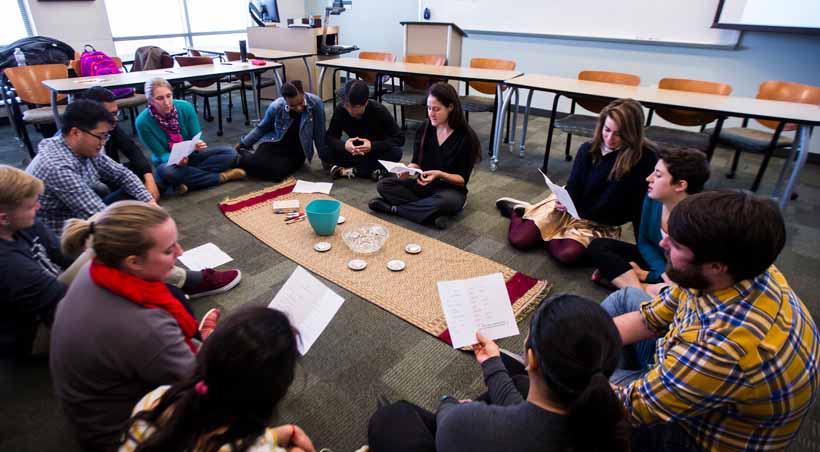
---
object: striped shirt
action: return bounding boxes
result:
[26,135,153,235]
[120,385,285,452]
[617,266,820,451]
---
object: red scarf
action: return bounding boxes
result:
[89,259,197,352]
[148,103,184,151]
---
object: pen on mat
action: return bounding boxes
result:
[285,217,306,225]
[275,210,300,214]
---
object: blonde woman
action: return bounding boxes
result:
[50,202,220,452]
[496,98,656,265]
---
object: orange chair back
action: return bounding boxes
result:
[468,58,516,95]
[576,70,640,113]
[655,78,732,127]
[5,64,68,105]
[175,56,218,88]
[355,51,396,84]
[403,54,446,90]
[755,80,820,131]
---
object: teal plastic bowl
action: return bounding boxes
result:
[305,199,341,236]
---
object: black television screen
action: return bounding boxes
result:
[253,0,280,23]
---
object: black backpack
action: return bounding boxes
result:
[0,36,75,72]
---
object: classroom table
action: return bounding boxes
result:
[496,73,820,208]
[316,58,523,170]
[42,61,283,129]
[186,47,314,92]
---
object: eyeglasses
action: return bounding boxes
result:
[80,129,111,143]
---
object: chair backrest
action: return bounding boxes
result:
[188,50,202,57]
[575,70,641,113]
[175,55,217,88]
[655,78,732,127]
[355,51,396,84]
[4,63,67,105]
[468,58,516,95]
[403,54,446,90]
[755,80,820,131]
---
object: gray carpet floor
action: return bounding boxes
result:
[1,98,819,452]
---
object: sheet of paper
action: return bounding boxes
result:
[167,132,202,166]
[538,169,581,220]
[379,160,422,176]
[437,273,519,349]
[272,199,300,210]
[268,266,345,355]
[72,78,107,85]
[292,180,333,194]
[177,242,233,271]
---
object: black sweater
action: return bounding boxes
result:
[411,123,477,193]
[326,101,404,155]
[104,125,153,179]
[566,142,656,228]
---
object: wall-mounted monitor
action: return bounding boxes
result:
[713,0,820,34]
[250,0,280,25]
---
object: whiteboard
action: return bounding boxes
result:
[419,0,741,48]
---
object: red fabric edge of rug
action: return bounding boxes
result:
[437,271,540,347]
[219,183,296,214]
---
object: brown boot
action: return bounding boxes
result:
[218,168,246,184]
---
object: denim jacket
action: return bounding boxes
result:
[239,92,328,162]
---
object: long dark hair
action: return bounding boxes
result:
[527,294,628,452]
[589,98,648,181]
[419,81,481,165]
[125,306,299,452]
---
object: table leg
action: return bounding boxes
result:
[777,125,811,209]
[303,57,314,93]
[491,83,514,171]
[519,89,535,157]
[508,87,519,146]
[317,66,328,99]
[51,90,62,130]
[252,70,263,123]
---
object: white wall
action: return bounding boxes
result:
[25,0,115,55]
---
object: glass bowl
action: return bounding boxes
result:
[342,223,389,254]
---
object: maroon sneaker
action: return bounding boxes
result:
[187,268,242,299]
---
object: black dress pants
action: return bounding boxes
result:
[240,141,305,181]
[376,178,466,224]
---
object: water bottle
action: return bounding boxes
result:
[13,48,26,67]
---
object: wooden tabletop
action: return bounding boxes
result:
[506,73,820,125]
[186,47,314,61]
[42,61,282,94]
[316,58,522,83]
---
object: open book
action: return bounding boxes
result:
[539,169,581,220]
[379,160,422,176]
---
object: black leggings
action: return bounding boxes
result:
[239,141,305,181]
[376,178,466,224]
[586,238,649,282]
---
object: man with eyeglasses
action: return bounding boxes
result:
[26,100,155,235]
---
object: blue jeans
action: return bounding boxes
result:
[600,287,657,386]
[157,146,238,191]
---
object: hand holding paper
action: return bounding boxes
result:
[437,273,519,349]
[167,132,202,166]
[379,160,422,176]
[538,169,581,220]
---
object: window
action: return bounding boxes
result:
[1,0,32,45]
[104,0,247,57]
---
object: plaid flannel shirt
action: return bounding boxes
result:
[618,266,820,451]
[27,135,153,235]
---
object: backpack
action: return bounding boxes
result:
[0,36,75,71]
[79,45,135,99]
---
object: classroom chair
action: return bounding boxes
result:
[224,51,277,126]
[645,78,732,159]
[334,51,398,116]
[548,70,641,162]
[459,57,518,153]
[69,56,147,134]
[381,54,446,129]
[3,64,68,157]
[175,55,242,137]
[711,80,820,192]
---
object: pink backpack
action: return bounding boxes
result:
[79,45,135,98]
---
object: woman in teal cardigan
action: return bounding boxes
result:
[136,77,244,193]
[586,147,709,295]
